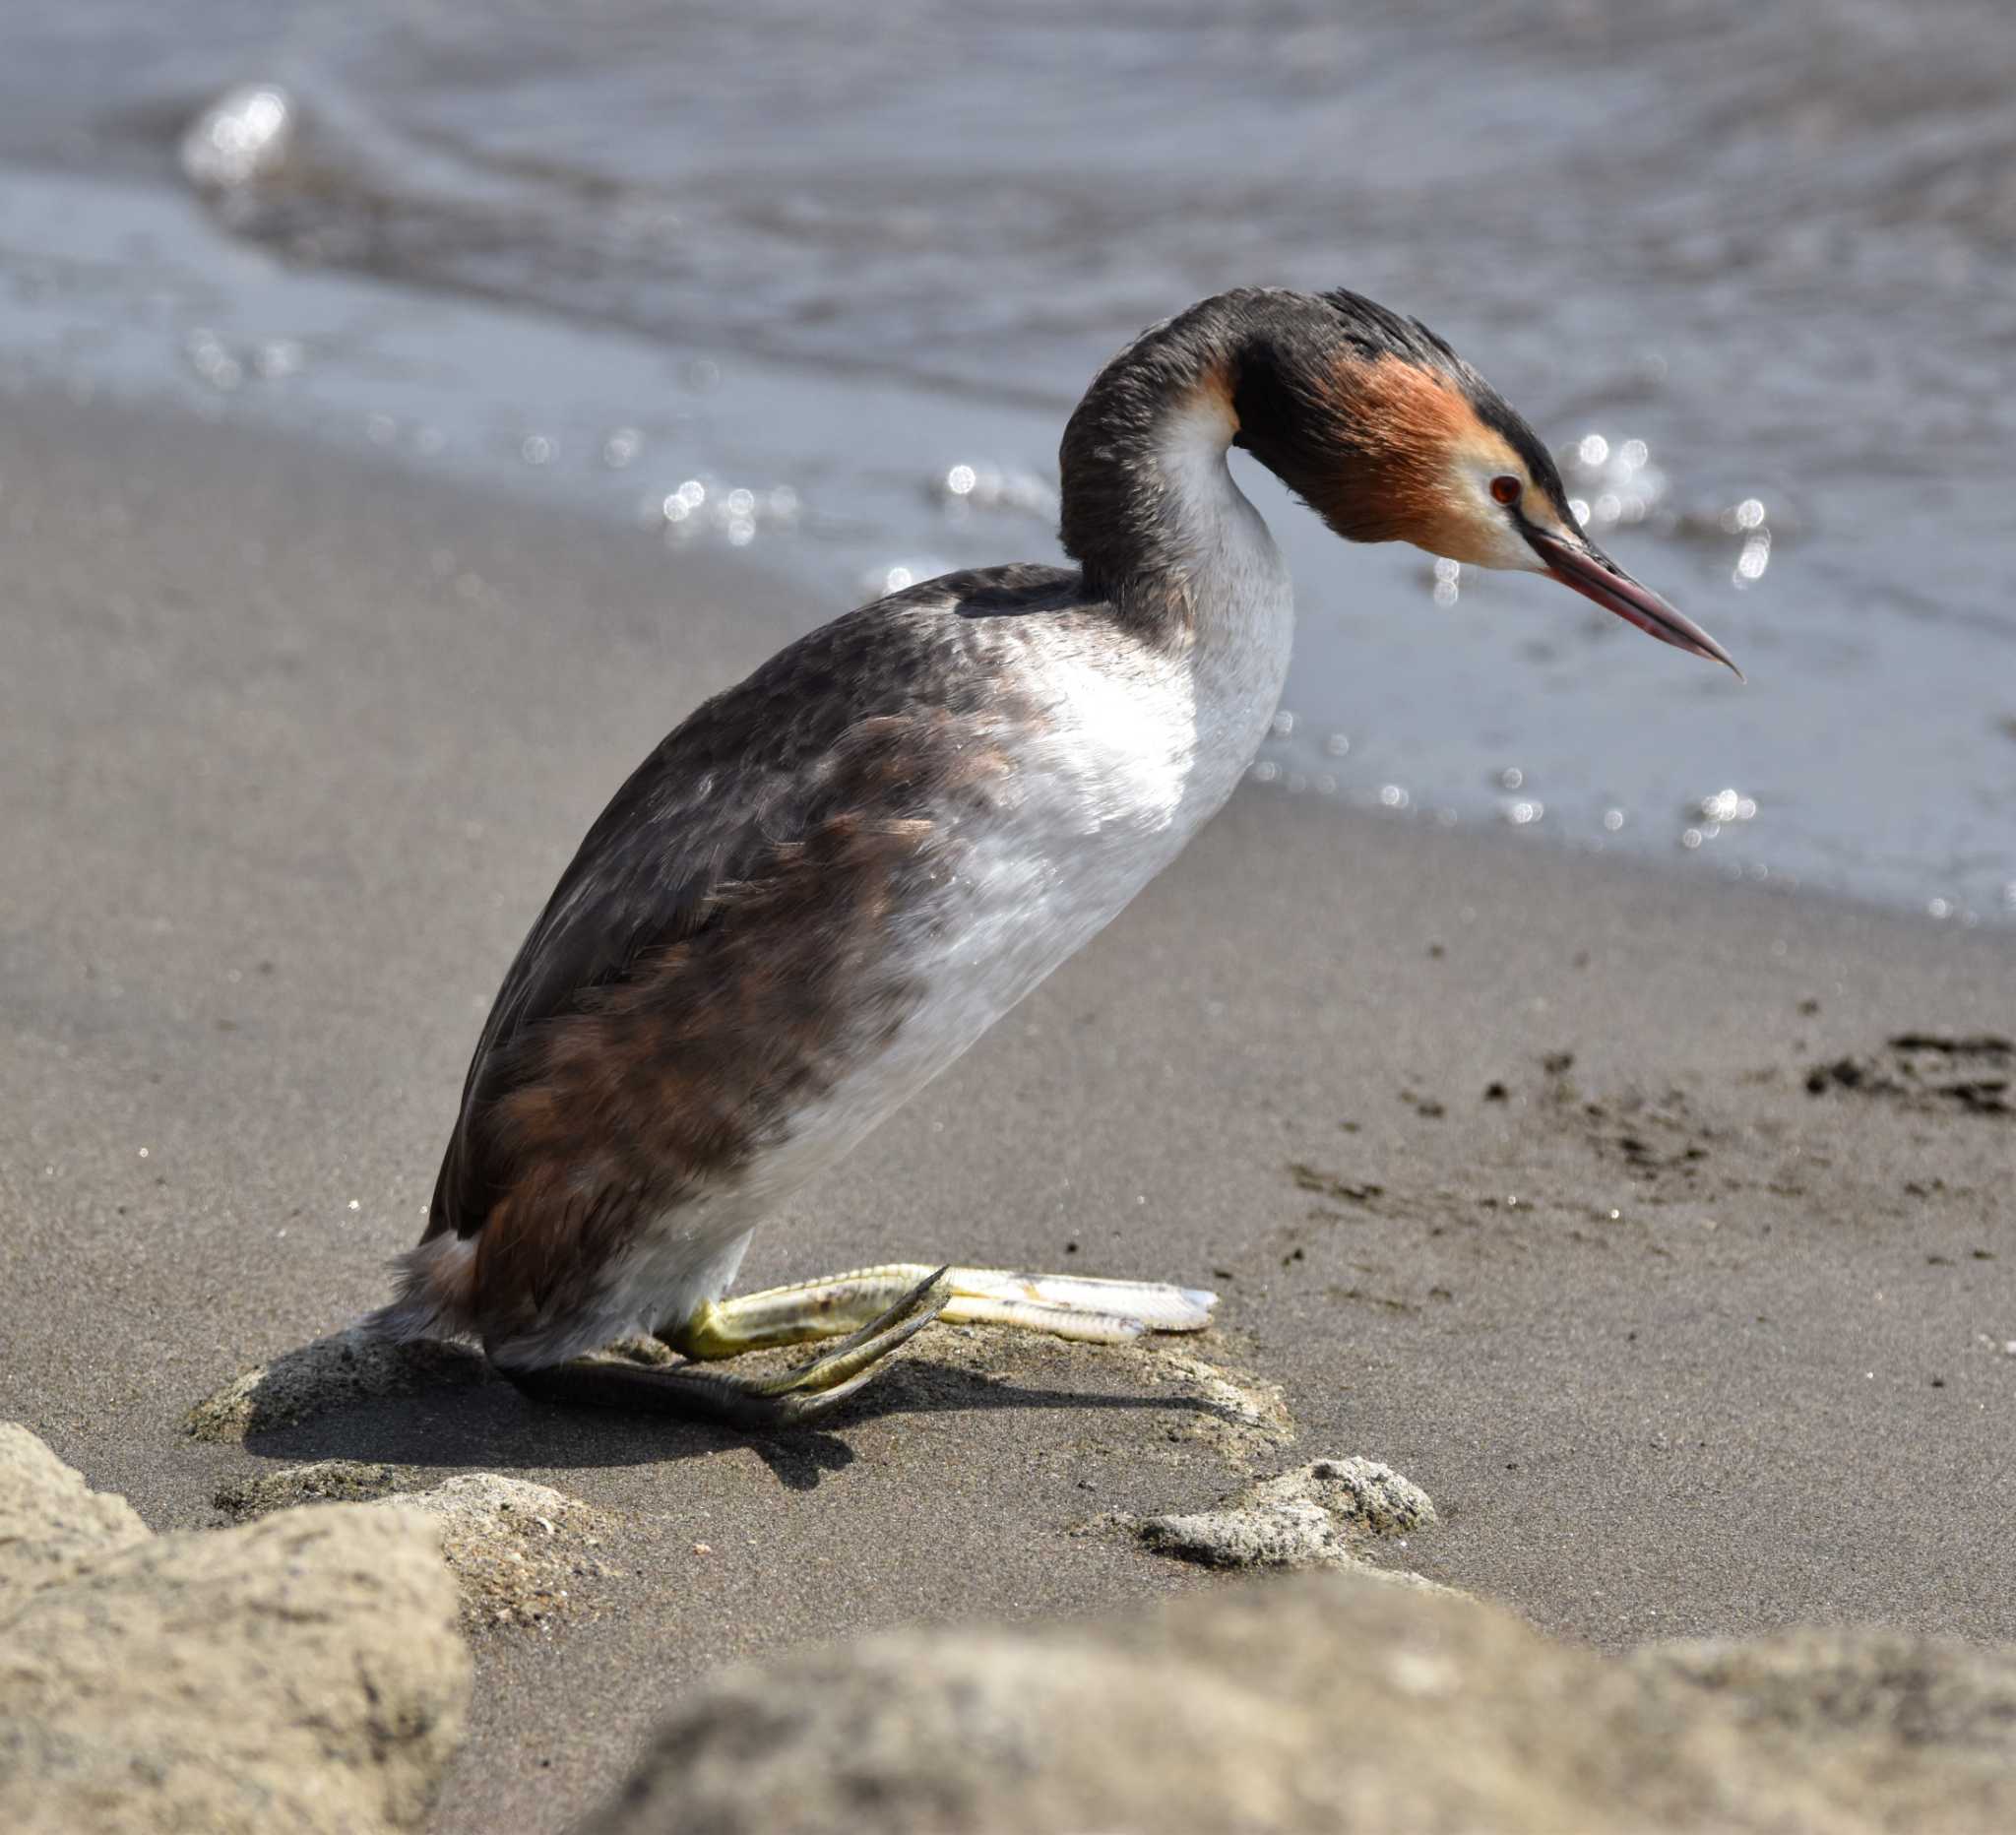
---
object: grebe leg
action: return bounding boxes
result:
[500,1267,952,1428]
[662,1264,1217,1359]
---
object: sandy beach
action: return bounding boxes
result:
[3,389,2011,1832]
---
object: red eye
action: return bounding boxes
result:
[1489,475,1522,506]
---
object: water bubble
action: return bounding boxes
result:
[766,486,801,521]
[935,462,1058,520]
[726,519,756,547]
[602,427,644,469]
[520,434,553,466]
[365,413,397,446]
[1577,434,1609,467]
[183,329,243,390]
[1567,497,1591,527]
[1323,733,1351,758]
[252,339,303,380]
[1503,799,1544,826]
[1378,784,1410,809]
[1619,439,1649,472]
[1603,808,1626,832]
[1734,536,1771,584]
[1250,760,1281,784]
[725,487,756,517]
[1680,828,1704,850]
[1270,711,1294,738]
[884,565,914,592]
[661,496,690,525]
[180,84,296,192]
[1498,767,1524,791]
[1927,898,1952,920]
[1697,789,1758,823]
[674,478,706,509]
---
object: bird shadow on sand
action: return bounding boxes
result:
[200,1328,1250,1494]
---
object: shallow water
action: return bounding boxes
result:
[2,0,2012,921]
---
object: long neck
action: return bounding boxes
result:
[1058,289,1304,638]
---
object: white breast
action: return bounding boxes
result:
[759,390,1293,1188]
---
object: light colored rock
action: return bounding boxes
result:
[184,1324,487,1442]
[215,1457,401,1519]
[583,1570,2016,1835]
[1132,1455,1436,1570]
[1118,1340,1295,1459]
[0,1424,151,1615]
[1635,1627,2016,1827]
[374,1473,618,1631]
[0,1431,470,1834]
[217,1461,620,1632]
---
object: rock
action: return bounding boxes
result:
[582,1570,2016,1835]
[0,1427,470,1834]
[215,1458,401,1519]
[1129,1343,1295,1459]
[1635,1628,2016,1828]
[1131,1455,1436,1570]
[184,1324,488,1442]
[374,1473,619,1631]
[0,1424,151,1615]
[214,1461,619,1632]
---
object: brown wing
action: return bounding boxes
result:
[423,570,1071,1274]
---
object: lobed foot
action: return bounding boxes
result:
[504,1267,952,1428]
[668,1263,1218,1360]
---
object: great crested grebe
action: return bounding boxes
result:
[373,287,1737,1426]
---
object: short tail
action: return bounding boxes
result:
[363,1232,481,1345]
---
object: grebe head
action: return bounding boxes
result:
[1232,288,1740,675]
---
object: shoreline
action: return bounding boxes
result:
[3,388,2011,1833]
[3,158,2008,924]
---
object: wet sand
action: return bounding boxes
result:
[3,391,2011,1833]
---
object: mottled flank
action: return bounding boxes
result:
[583,1572,2016,1835]
[386,576,1073,1360]
[1127,1456,1438,1572]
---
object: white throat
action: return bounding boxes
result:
[1151,389,1296,811]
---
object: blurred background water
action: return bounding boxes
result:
[2,0,2012,922]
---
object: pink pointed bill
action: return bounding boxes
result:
[1524,527,1742,680]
